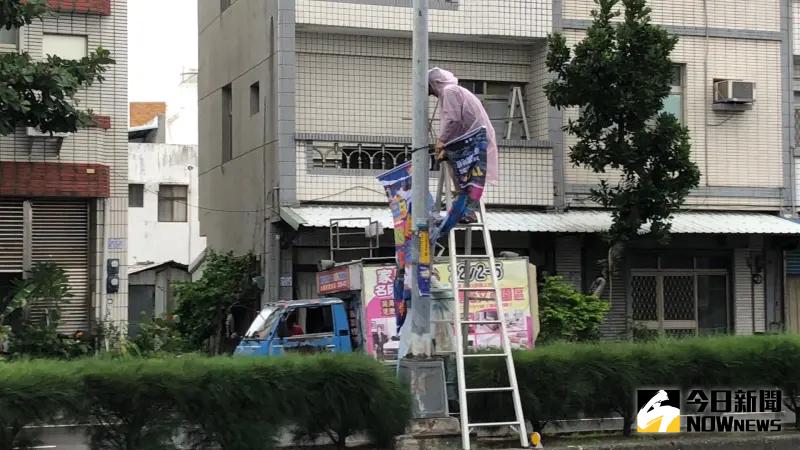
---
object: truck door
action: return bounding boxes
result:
[277,305,337,353]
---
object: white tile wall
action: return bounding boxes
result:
[562,31,784,194]
[295,143,553,206]
[296,0,551,40]
[295,32,538,137]
[565,0,780,33]
[0,2,129,325]
[794,0,800,55]
[294,31,553,206]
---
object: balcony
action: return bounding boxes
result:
[295,133,553,207]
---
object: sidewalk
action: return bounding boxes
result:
[395,431,800,450]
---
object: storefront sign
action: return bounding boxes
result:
[317,266,350,294]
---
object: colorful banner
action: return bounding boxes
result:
[433,258,533,349]
[377,162,413,333]
[376,162,434,334]
[361,259,534,360]
[363,265,401,361]
[434,127,488,240]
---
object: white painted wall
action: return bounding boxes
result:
[128,144,206,266]
[166,72,199,146]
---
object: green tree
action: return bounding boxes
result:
[537,276,609,344]
[0,0,114,135]
[173,251,260,354]
[545,0,700,246]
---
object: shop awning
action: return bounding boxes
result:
[280,205,800,235]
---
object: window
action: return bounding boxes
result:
[630,253,730,337]
[460,80,527,139]
[42,34,87,59]
[157,185,188,222]
[128,184,144,208]
[0,27,17,47]
[250,82,260,115]
[661,65,684,122]
[221,84,233,163]
[283,306,334,336]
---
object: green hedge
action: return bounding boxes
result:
[468,334,800,435]
[3,336,799,449]
[0,354,410,450]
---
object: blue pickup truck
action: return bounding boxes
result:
[234,298,358,356]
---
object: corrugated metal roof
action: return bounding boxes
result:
[282,205,800,235]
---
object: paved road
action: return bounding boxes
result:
[22,425,88,450]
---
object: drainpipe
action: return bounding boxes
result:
[100,198,109,323]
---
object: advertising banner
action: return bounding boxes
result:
[361,259,534,360]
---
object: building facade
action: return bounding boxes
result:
[0,0,128,332]
[199,0,800,338]
[128,142,205,267]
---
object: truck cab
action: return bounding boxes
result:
[234,298,354,356]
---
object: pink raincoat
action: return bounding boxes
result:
[428,67,498,184]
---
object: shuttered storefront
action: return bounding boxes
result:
[30,200,90,333]
[0,200,24,273]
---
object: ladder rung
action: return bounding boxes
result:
[465,387,514,393]
[463,352,507,358]
[467,421,522,428]
[461,320,503,325]
[456,254,491,259]
[459,286,495,292]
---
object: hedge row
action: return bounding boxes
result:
[469,334,800,435]
[0,354,410,450]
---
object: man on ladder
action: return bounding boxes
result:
[428,67,498,230]
[428,67,532,449]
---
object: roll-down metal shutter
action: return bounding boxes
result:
[0,200,24,273]
[31,200,90,333]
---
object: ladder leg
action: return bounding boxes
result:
[462,228,473,350]
[448,218,471,450]
[478,201,529,448]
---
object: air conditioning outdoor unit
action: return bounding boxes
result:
[713,80,755,104]
[25,127,71,138]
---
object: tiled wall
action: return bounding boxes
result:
[0,2,128,324]
[295,142,553,206]
[294,32,553,206]
[560,3,785,207]
[295,32,540,136]
[296,0,551,40]
[564,0,780,32]
[794,0,800,55]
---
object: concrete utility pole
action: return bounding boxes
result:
[404,0,432,357]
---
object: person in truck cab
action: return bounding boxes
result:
[288,317,304,336]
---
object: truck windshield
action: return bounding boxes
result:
[244,307,279,338]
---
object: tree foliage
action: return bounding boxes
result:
[173,251,260,354]
[537,276,609,344]
[0,262,93,359]
[545,0,700,244]
[0,0,115,135]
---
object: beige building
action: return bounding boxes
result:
[0,0,128,331]
[199,0,800,338]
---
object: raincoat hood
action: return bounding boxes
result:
[428,67,458,97]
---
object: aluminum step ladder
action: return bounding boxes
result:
[436,167,529,450]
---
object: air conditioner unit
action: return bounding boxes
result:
[713,80,755,104]
[25,127,71,138]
